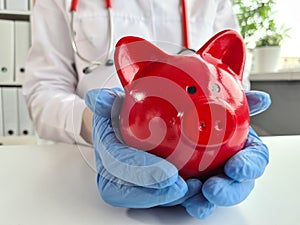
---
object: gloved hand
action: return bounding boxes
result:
[179,90,271,219]
[85,88,271,219]
[85,88,191,208]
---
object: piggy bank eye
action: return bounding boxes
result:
[187,86,197,94]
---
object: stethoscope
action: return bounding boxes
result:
[70,0,191,74]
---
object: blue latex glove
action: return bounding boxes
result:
[180,90,271,219]
[85,88,271,219]
[85,88,190,208]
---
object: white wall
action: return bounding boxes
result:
[276,0,300,57]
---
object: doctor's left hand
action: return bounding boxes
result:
[85,88,195,208]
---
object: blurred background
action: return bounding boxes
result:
[0,0,300,145]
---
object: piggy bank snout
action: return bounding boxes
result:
[182,101,236,147]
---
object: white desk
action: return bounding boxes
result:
[1,136,300,225]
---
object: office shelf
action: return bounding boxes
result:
[0,135,38,145]
[250,71,300,81]
[0,10,30,20]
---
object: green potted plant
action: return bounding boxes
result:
[232,0,290,73]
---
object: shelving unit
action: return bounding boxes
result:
[0,10,30,20]
[0,1,36,144]
[250,71,300,81]
[250,71,300,136]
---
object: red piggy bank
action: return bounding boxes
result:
[114,30,250,179]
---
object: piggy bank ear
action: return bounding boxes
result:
[196,30,246,81]
[114,36,168,87]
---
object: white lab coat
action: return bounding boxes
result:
[23,0,242,145]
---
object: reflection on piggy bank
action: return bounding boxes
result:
[114,30,250,179]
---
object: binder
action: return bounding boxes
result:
[1,87,19,136]
[5,0,28,11]
[0,0,4,10]
[0,20,14,84]
[17,87,34,135]
[15,21,31,84]
[0,88,3,136]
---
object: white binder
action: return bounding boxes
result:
[1,87,19,136]
[0,88,3,136]
[17,88,34,135]
[5,0,28,11]
[15,21,31,84]
[0,0,4,10]
[0,20,14,84]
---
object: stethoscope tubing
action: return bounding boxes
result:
[181,0,190,49]
[70,0,190,73]
[70,0,114,73]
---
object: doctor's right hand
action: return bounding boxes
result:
[85,88,194,208]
